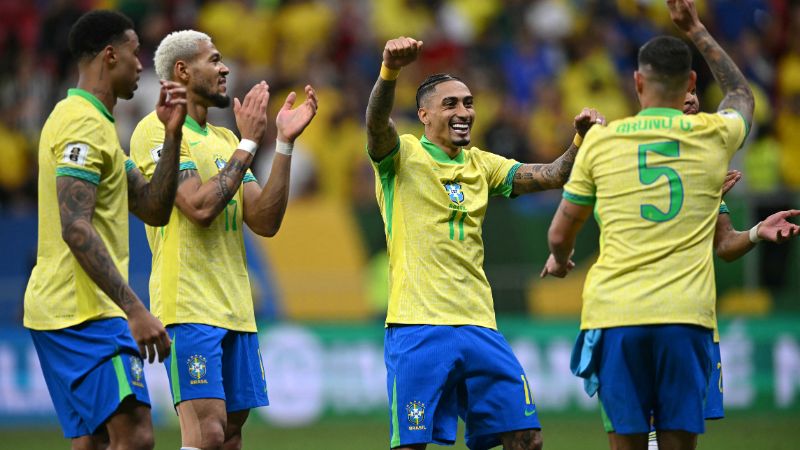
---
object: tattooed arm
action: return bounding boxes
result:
[57,176,170,362]
[128,81,187,226]
[513,107,605,195]
[175,153,253,227]
[366,37,423,161]
[541,199,593,278]
[667,0,754,125]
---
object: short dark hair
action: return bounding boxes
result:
[68,10,135,60]
[638,35,692,78]
[416,73,464,108]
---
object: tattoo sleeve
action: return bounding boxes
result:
[366,77,400,161]
[512,142,579,195]
[57,176,140,313]
[128,132,182,226]
[688,26,754,127]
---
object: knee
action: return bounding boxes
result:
[201,419,226,450]
[503,428,543,450]
[119,424,154,450]
[528,429,543,450]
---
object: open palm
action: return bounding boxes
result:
[276,85,318,142]
[156,80,187,134]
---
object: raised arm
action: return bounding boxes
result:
[512,108,604,195]
[667,0,754,126]
[177,82,269,227]
[366,37,423,161]
[715,209,800,262]
[243,86,318,237]
[58,176,170,362]
[541,199,594,278]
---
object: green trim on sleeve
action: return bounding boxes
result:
[377,151,398,239]
[367,138,401,164]
[719,201,730,215]
[55,167,100,185]
[243,172,258,183]
[491,162,522,198]
[124,159,136,173]
[179,161,197,171]
[563,190,596,206]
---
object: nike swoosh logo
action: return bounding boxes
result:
[524,408,536,416]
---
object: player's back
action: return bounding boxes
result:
[568,107,748,330]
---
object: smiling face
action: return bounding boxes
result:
[683,88,699,115]
[187,39,230,108]
[418,80,475,151]
[110,29,142,100]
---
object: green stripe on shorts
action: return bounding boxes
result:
[599,399,614,433]
[112,354,133,402]
[170,334,181,404]
[391,377,400,447]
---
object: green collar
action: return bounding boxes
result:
[68,88,114,123]
[637,107,683,118]
[184,115,208,136]
[420,135,464,164]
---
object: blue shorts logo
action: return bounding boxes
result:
[443,181,464,205]
[406,401,426,430]
[187,354,208,385]
[129,356,144,387]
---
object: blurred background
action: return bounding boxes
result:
[0,0,798,448]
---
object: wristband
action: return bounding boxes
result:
[380,63,401,81]
[749,222,763,244]
[275,139,294,156]
[238,139,258,155]
[572,133,583,148]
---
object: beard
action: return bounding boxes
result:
[194,81,230,108]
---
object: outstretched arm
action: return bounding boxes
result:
[512,108,604,195]
[366,36,423,162]
[177,82,270,228]
[58,176,170,362]
[127,81,187,226]
[667,0,754,126]
[715,210,800,262]
[243,86,318,237]
[541,199,593,278]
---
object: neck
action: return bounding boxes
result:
[186,95,209,127]
[77,62,116,114]
[638,92,685,112]
[425,133,461,158]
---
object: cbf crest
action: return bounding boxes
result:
[406,401,426,430]
[443,181,464,205]
[187,354,208,385]
[129,356,144,387]
[214,155,226,170]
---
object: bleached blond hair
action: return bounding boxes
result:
[154,30,211,81]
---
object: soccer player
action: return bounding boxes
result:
[641,91,800,450]
[542,0,756,448]
[129,30,317,450]
[23,10,187,450]
[366,36,603,450]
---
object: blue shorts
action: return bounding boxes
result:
[704,342,724,420]
[30,318,151,438]
[385,325,540,450]
[164,324,268,412]
[596,325,713,435]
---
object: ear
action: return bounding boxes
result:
[633,71,644,95]
[687,70,697,93]
[174,60,190,83]
[417,107,428,125]
[103,44,117,66]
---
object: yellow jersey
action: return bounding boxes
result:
[130,112,257,332]
[24,89,133,330]
[564,107,748,330]
[371,134,520,329]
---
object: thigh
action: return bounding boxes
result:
[597,326,654,435]
[164,324,226,406]
[30,319,150,438]
[460,327,540,450]
[221,331,269,412]
[652,325,712,434]
[703,342,724,420]
[385,325,460,448]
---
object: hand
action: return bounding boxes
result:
[540,253,576,278]
[667,0,703,34]
[156,80,187,135]
[574,107,606,138]
[383,36,423,70]
[276,85,318,143]
[721,169,742,196]
[757,210,800,243]
[234,81,270,145]
[127,304,171,363]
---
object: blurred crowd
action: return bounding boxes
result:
[1,0,799,211]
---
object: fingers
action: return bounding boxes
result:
[540,266,548,278]
[157,332,171,363]
[783,209,800,218]
[282,91,297,112]
[157,81,167,107]
[138,342,147,362]
[305,85,318,111]
[234,97,241,113]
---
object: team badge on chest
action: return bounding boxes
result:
[443,181,464,205]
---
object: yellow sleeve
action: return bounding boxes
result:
[715,109,749,154]
[53,114,107,185]
[476,149,520,198]
[130,115,193,179]
[562,130,597,205]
